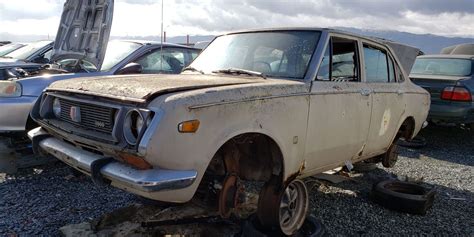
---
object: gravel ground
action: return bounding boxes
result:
[0,125,473,236]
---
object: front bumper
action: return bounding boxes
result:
[0,96,37,133]
[28,127,197,194]
[428,102,474,124]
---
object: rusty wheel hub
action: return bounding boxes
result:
[218,174,244,218]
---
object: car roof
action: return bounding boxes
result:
[221,27,396,45]
[417,54,474,60]
[114,40,198,49]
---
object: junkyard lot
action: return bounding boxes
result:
[0,125,472,236]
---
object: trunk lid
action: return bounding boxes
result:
[50,0,114,70]
[47,74,263,103]
[410,74,470,104]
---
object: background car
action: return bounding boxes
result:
[410,52,473,128]
[0,41,54,80]
[0,43,27,57]
[0,40,200,138]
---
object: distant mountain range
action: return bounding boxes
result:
[1,27,473,54]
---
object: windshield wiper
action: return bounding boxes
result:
[212,68,267,79]
[182,66,204,74]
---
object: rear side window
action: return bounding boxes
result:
[364,45,389,82]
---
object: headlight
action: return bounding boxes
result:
[52,98,61,118]
[123,109,145,145]
[0,81,22,97]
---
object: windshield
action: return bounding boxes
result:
[6,41,51,60]
[411,58,472,76]
[0,44,25,57]
[189,31,321,79]
[100,41,142,71]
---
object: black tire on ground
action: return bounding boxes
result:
[397,136,427,148]
[370,180,435,215]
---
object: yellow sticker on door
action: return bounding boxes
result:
[379,109,391,136]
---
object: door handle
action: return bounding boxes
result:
[360,88,372,96]
[397,90,403,95]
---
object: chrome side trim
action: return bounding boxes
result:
[188,93,310,110]
[30,128,197,193]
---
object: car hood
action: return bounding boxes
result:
[18,72,105,96]
[0,60,41,68]
[46,74,264,103]
[0,58,20,63]
[50,0,113,70]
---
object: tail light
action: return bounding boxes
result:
[440,86,472,102]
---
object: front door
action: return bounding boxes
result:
[305,36,372,173]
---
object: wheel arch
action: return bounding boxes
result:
[205,131,286,184]
[397,116,416,140]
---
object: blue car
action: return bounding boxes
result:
[410,54,474,128]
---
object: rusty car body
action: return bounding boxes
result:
[29,28,429,235]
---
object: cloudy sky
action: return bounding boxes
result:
[0,0,473,38]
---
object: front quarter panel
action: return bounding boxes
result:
[140,81,311,202]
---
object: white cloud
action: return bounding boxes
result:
[0,0,473,39]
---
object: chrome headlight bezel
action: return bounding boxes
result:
[123,109,145,145]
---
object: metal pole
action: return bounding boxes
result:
[160,0,164,73]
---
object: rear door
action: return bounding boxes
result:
[305,35,372,172]
[51,0,114,70]
[361,42,406,155]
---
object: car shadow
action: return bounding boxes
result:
[399,125,474,166]
[307,167,474,235]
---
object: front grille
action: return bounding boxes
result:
[58,98,116,134]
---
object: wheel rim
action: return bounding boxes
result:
[278,179,308,235]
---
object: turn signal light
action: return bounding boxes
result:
[119,153,152,170]
[178,120,200,133]
[441,87,472,102]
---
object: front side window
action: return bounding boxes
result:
[411,58,472,77]
[316,37,359,81]
[189,31,321,79]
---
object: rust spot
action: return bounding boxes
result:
[283,171,300,188]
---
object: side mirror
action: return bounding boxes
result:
[116,63,143,75]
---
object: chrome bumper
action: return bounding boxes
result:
[28,127,197,193]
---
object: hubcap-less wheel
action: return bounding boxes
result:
[257,179,309,235]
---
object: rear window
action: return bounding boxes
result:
[411,58,472,77]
